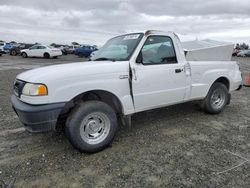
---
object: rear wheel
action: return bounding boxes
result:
[65,101,118,153]
[21,52,27,58]
[44,53,50,58]
[11,50,17,56]
[202,82,229,114]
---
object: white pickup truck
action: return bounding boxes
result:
[11,30,242,153]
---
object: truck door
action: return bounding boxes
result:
[131,35,187,112]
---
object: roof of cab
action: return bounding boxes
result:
[144,30,174,35]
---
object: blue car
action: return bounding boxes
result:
[75,46,98,57]
[3,43,14,53]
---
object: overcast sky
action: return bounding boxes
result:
[0,0,250,45]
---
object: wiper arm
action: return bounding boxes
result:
[93,57,116,61]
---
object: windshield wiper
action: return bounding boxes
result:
[94,57,116,62]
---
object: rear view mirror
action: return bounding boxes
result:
[136,51,143,64]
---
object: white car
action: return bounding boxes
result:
[11,30,242,153]
[20,45,62,58]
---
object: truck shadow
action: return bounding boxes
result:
[118,101,203,133]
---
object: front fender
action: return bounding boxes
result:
[48,74,134,115]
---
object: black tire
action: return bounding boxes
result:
[21,52,27,58]
[61,50,67,55]
[65,101,118,153]
[44,53,50,58]
[202,82,229,114]
[11,50,17,56]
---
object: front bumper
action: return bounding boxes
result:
[11,95,65,133]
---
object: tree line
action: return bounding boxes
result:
[235,43,249,50]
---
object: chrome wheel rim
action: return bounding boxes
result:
[211,88,226,110]
[80,112,110,145]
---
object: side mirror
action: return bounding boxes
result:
[136,51,143,64]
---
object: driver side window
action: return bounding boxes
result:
[141,36,177,65]
[30,46,38,50]
[38,46,46,49]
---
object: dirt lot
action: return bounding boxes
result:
[0,55,249,187]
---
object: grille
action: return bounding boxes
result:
[14,80,26,97]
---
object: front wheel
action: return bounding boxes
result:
[65,101,118,153]
[202,82,229,114]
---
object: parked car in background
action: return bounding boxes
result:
[237,50,250,57]
[232,49,240,56]
[61,46,69,55]
[0,42,14,53]
[64,46,73,54]
[66,45,80,54]
[21,45,62,58]
[10,43,35,56]
[75,46,98,57]
[50,44,69,55]
[61,48,68,55]
[3,43,14,53]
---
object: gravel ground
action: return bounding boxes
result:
[0,55,249,187]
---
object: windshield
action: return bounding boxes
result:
[92,33,143,61]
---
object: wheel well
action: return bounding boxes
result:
[21,52,27,56]
[214,77,230,90]
[56,90,123,130]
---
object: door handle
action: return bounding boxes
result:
[175,69,183,73]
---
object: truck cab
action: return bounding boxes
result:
[129,31,190,112]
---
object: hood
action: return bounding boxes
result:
[17,61,129,83]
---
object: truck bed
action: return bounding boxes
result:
[182,39,234,61]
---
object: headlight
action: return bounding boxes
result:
[22,83,48,96]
